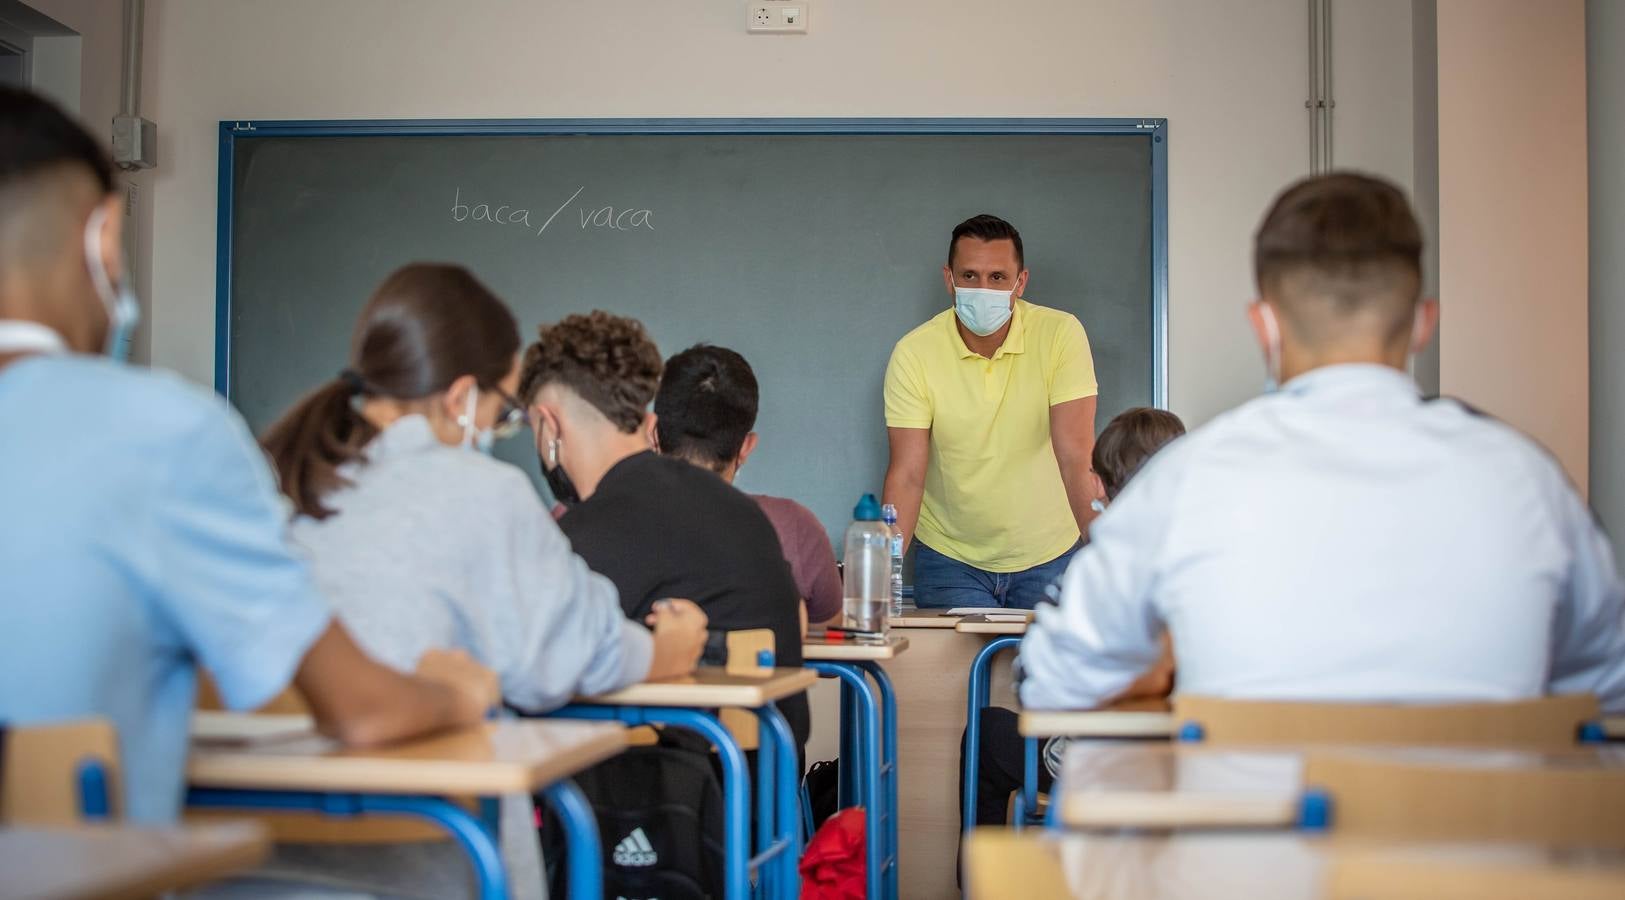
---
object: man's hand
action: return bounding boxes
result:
[646,599,709,680]
[414,648,500,724]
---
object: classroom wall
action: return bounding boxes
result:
[1589,0,1625,548]
[131,0,1417,430]
[1436,0,1591,489]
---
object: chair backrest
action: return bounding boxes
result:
[1,718,122,825]
[1174,695,1600,750]
[1305,748,1625,846]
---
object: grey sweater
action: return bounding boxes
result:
[264,416,651,900]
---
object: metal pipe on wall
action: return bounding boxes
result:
[120,0,143,117]
[1306,0,1335,174]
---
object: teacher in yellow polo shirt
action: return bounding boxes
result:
[882,214,1099,610]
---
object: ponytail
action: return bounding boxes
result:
[262,373,379,520]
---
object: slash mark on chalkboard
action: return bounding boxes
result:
[539,186,586,235]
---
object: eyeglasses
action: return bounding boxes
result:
[491,387,526,440]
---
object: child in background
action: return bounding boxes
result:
[963,406,1186,828]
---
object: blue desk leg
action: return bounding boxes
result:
[838,678,857,807]
[546,705,752,900]
[754,704,802,899]
[757,711,777,900]
[858,660,899,900]
[186,789,509,900]
[1018,735,1040,830]
[539,779,602,900]
[808,661,882,900]
[962,635,1023,835]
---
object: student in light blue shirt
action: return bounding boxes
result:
[0,85,498,824]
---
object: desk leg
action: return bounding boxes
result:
[1018,735,1039,831]
[539,779,602,900]
[962,636,1023,835]
[753,704,802,899]
[545,705,752,900]
[185,789,509,900]
[808,661,882,900]
[858,660,899,900]
[757,712,777,900]
[838,678,857,807]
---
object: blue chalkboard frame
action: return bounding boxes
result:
[215,117,1169,404]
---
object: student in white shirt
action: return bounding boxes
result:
[1020,172,1625,714]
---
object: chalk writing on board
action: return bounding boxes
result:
[451,187,653,235]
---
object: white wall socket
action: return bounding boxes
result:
[748,2,808,34]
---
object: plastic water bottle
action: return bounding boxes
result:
[881,503,904,617]
[843,493,891,634]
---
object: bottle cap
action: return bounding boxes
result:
[881,503,898,525]
[853,493,882,521]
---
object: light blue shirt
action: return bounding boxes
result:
[1021,364,1625,713]
[0,354,330,822]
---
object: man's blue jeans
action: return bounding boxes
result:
[912,541,1081,611]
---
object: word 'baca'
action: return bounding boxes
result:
[451,187,654,234]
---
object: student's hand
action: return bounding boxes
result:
[414,649,501,724]
[646,599,709,674]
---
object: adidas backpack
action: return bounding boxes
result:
[540,728,725,899]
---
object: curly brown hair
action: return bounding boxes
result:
[519,310,663,433]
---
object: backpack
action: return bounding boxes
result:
[539,728,725,900]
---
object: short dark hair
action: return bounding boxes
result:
[1093,407,1186,500]
[654,344,760,471]
[948,214,1024,269]
[0,86,114,195]
[1253,173,1423,337]
[519,311,663,434]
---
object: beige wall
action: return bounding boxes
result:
[1437,0,1590,488]
[129,0,1416,427]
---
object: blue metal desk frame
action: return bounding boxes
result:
[960,635,1023,836]
[186,778,602,900]
[808,659,899,899]
[542,702,801,900]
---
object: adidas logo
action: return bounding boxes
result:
[612,827,659,867]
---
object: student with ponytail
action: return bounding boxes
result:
[254,263,707,899]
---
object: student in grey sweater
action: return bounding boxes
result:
[242,264,708,900]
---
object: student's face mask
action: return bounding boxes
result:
[457,385,496,454]
[534,408,582,506]
[953,285,1014,337]
[84,205,140,362]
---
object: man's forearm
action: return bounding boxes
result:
[1058,462,1098,539]
[882,468,924,552]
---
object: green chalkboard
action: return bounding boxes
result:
[224,128,1160,542]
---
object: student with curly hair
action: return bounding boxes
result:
[520,311,809,752]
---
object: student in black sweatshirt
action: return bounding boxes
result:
[517,311,808,752]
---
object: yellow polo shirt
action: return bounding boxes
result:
[883,298,1097,572]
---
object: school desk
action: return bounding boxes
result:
[803,633,909,899]
[1049,742,1625,842]
[0,821,268,900]
[186,714,625,900]
[1010,702,1176,826]
[546,666,817,900]
[961,828,1625,900]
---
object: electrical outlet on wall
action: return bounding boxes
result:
[748,1,809,34]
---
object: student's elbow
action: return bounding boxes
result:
[315,708,404,748]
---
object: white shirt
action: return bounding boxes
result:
[1020,364,1625,713]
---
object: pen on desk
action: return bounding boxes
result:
[826,626,885,638]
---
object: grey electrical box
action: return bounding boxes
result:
[112,115,156,169]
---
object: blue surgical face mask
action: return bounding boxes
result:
[458,385,496,455]
[84,205,140,362]
[953,285,1014,337]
